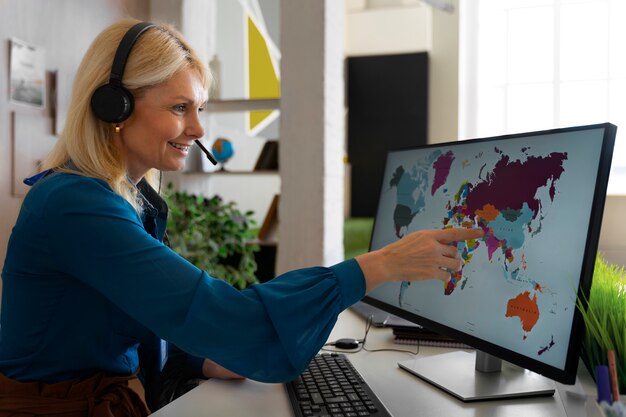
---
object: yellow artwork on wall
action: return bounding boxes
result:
[247,15,280,134]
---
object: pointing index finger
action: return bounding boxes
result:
[437,227,484,244]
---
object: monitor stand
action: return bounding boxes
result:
[398,350,555,402]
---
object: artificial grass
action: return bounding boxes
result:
[578,254,626,394]
[344,217,374,260]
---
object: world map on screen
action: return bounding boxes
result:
[392,147,567,349]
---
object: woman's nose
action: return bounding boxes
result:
[185,112,205,139]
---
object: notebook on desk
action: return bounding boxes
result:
[350,301,419,328]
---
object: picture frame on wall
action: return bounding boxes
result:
[9,38,46,109]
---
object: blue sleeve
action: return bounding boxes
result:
[40,177,365,382]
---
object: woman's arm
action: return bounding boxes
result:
[356,228,484,292]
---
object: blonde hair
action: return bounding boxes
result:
[43,18,212,211]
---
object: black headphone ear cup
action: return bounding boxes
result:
[90,83,134,124]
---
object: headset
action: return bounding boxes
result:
[90,21,155,124]
[90,21,217,165]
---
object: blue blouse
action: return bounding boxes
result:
[0,172,365,384]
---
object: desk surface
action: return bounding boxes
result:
[149,309,600,417]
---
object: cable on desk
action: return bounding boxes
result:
[322,314,419,356]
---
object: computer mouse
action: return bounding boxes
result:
[334,338,360,349]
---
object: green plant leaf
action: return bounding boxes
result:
[162,183,260,289]
[577,254,626,394]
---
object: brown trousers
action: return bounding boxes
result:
[0,372,149,417]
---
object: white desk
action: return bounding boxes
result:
[150,309,601,417]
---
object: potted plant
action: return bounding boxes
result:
[162,183,260,289]
[577,254,626,395]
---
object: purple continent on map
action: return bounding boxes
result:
[464,152,567,224]
[431,151,455,196]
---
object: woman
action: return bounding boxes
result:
[0,19,483,416]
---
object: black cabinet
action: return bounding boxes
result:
[347,52,428,217]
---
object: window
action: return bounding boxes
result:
[460,0,626,194]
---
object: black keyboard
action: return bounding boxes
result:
[285,353,392,417]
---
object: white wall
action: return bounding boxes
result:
[598,196,626,267]
[345,5,431,55]
[428,1,459,144]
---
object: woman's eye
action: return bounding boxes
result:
[173,104,186,113]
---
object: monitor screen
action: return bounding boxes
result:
[363,123,616,391]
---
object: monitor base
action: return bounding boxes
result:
[398,350,555,402]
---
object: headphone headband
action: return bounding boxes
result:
[110,22,155,82]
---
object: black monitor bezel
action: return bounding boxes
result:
[362,123,617,385]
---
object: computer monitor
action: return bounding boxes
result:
[362,123,616,401]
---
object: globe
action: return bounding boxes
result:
[211,137,234,170]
